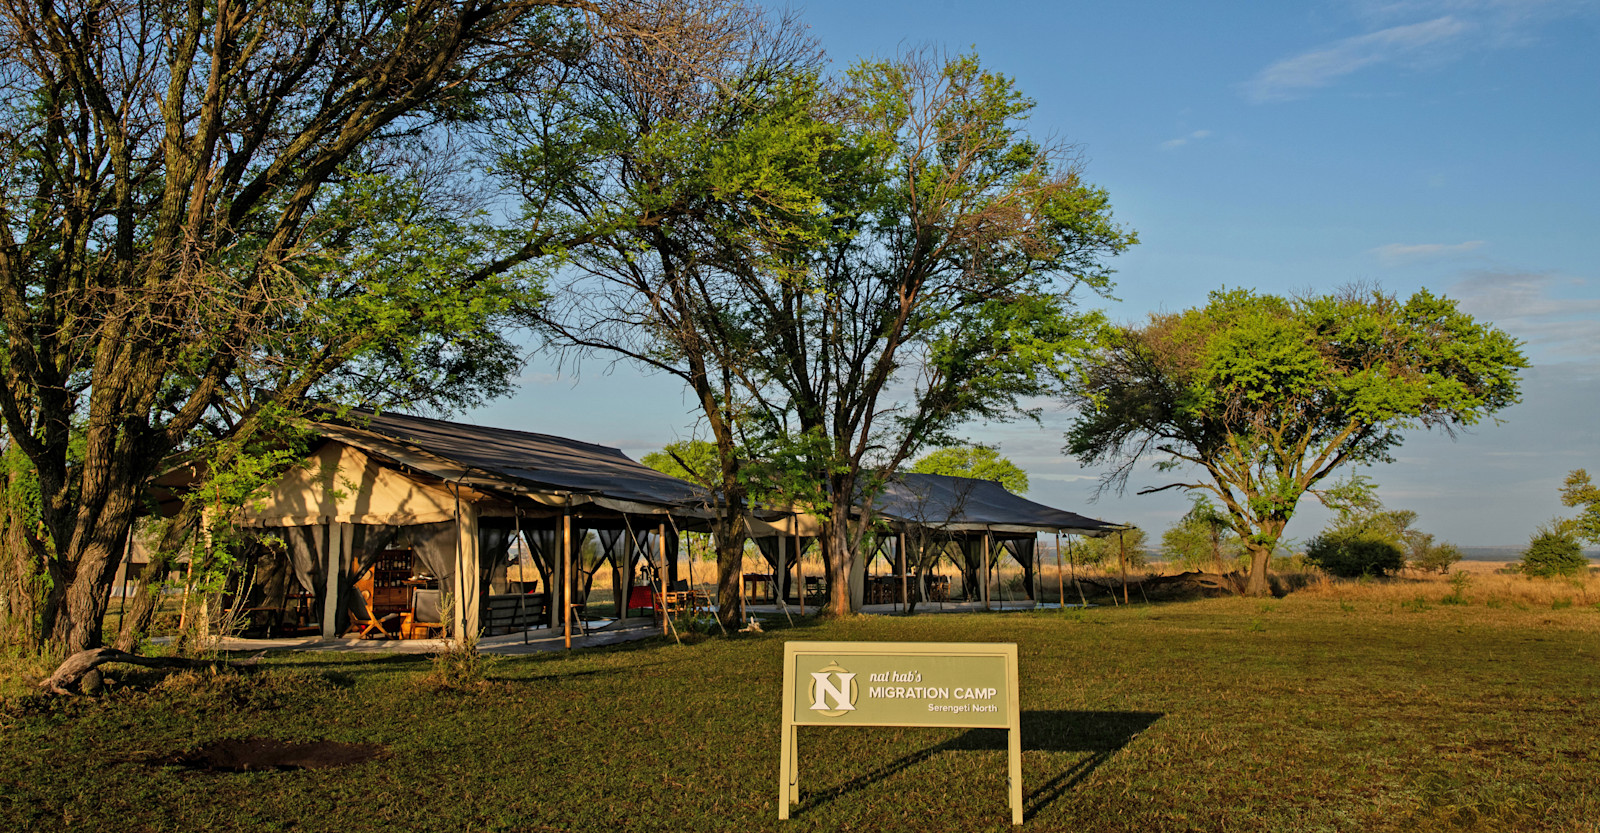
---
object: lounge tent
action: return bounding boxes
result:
[744,472,1115,611]
[182,409,714,643]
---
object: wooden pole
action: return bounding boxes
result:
[1055,532,1064,609]
[982,531,992,611]
[1119,529,1129,605]
[795,533,804,616]
[898,531,908,614]
[658,522,669,637]
[562,509,573,649]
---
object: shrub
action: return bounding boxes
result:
[1518,523,1589,578]
[1409,538,1463,574]
[1305,529,1406,578]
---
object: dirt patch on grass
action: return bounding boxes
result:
[150,738,387,772]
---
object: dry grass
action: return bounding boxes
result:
[1291,562,1600,608]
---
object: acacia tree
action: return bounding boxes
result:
[911,446,1029,494]
[532,48,1134,618]
[1065,287,1526,596]
[0,0,713,654]
[496,2,829,627]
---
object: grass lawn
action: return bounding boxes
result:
[3,595,1598,832]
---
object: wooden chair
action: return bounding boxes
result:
[400,588,446,639]
[348,588,400,639]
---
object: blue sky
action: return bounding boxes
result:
[471,0,1600,548]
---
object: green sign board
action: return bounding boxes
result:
[779,641,1021,824]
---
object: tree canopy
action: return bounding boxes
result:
[0,0,742,652]
[640,441,723,486]
[1064,286,1525,595]
[527,49,1135,617]
[910,446,1029,494]
[1561,469,1600,547]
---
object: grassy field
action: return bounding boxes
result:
[3,590,1599,832]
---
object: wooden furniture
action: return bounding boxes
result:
[400,588,446,639]
[348,588,400,638]
[485,593,545,635]
[743,572,774,603]
[365,549,414,618]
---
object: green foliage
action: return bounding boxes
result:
[1065,286,1525,593]
[1410,539,1463,574]
[910,446,1029,494]
[1071,527,1149,569]
[1306,531,1406,578]
[516,49,1134,615]
[1559,469,1600,547]
[1161,495,1245,571]
[1442,571,1472,605]
[639,440,723,486]
[1303,496,1419,578]
[1518,522,1589,578]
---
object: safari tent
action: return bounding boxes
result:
[197,410,713,643]
[742,472,1116,611]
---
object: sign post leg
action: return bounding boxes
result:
[1009,726,1023,824]
[789,726,800,806]
[779,724,795,819]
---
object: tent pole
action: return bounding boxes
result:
[982,531,992,611]
[898,531,907,614]
[1120,529,1129,606]
[795,531,804,616]
[657,522,678,642]
[1055,532,1064,611]
[562,507,572,649]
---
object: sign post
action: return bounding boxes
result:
[779,641,1022,824]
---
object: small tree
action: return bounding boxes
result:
[1518,522,1589,578]
[910,447,1029,494]
[1559,469,1600,547]
[1305,529,1406,578]
[1406,533,1463,574]
[1161,496,1243,572]
[1302,489,1417,578]
[1074,527,1148,570]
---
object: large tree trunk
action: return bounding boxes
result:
[2,468,50,649]
[713,516,747,629]
[1244,543,1273,596]
[115,550,177,652]
[818,503,857,618]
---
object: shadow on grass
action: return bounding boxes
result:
[798,710,1162,820]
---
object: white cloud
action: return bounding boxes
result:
[1160,129,1214,150]
[1450,270,1600,359]
[1371,239,1484,264]
[1244,16,1471,102]
[1244,1,1599,102]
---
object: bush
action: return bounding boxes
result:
[1305,530,1405,578]
[1518,523,1589,578]
[1409,538,1462,574]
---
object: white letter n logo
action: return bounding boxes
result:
[809,670,856,713]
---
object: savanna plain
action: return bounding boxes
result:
[2,568,1598,833]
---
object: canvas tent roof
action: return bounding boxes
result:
[313,410,712,516]
[871,472,1115,536]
